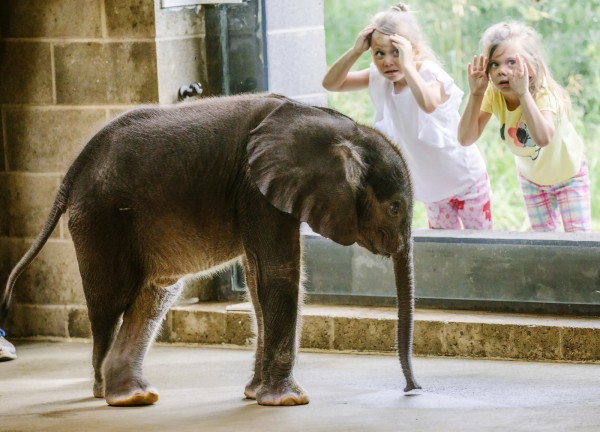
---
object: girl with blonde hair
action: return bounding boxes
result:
[323,3,493,230]
[458,21,591,232]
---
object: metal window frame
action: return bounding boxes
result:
[228,231,600,317]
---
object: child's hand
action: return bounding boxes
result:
[353,25,376,53]
[390,34,414,67]
[510,54,530,96]
[467,55,489,96]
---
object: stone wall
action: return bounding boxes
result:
[0,0,208,337]
[0,0,328,338]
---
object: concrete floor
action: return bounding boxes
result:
[1,341,600,432]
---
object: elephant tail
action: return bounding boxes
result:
[0,182,69,324]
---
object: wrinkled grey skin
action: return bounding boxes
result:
[1,93,420,407]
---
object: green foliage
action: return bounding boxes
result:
[324,0,599,231]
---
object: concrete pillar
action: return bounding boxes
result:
[263,0,327,106]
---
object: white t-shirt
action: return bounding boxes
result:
[369,61,487,203]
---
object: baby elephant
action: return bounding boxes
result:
[1,93,419,406]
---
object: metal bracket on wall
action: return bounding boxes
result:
[178,82,203,101]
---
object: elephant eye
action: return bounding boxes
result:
[388,201,401,217]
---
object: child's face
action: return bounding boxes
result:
[487,41,533,94]
[370,31,409,82]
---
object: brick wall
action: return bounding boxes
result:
[0,0,208,337]
[0,0,328,338]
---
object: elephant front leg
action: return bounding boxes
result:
[103,281,182,406]
[242,258,265,400]
[256,347,309,406]
[247,257,309,406]
[241,245,308,406]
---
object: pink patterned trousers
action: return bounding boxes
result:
[518,160,591,232]
[424,174,493,230]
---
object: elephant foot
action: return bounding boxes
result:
[104,378,159,406]
[244,378,261,400]
[256,379,309,406]
[106,387,159,406]
[93,380,105,398]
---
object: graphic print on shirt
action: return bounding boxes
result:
[500,122,541,160]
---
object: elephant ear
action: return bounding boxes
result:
[247,101,366,246]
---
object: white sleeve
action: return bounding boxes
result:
[416,61,463,147]
[368,63,386,124]
[419,61,463,112]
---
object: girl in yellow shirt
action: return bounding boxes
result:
[458,21,591,232]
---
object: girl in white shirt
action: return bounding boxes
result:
[323,3,492,230]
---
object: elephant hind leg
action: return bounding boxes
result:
[103,280,183,406]
[70,211,144,399]
[89,308,122,398]
[77,254,136,399]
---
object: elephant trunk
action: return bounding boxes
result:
[392,238,421,393]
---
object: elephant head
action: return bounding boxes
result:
[247,100,420,392]
[247,101,412,251]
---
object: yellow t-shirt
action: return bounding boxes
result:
[481,86,583,185]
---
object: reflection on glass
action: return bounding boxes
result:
[220,0,267,95]
[323,1,599,233]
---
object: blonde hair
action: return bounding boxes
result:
[480,21,571,111]
[370,3,439,64]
